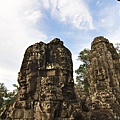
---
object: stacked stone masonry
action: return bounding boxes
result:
[1,38,85,120]
[1,37,120,120]
[88,36,120,120]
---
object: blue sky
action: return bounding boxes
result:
[0,0,120,91]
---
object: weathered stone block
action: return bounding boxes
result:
[1,38,83,120]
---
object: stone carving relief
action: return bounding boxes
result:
[1,37,120,120]
[88,36,120,119]
[1,38,84,120]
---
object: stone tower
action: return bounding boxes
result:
[88,36,120,120]
[1,38,85,120]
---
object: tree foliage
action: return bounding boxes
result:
[0,83,7,109]
[0,83,18,110]
[75,49,90,95]
[75,43,120,96]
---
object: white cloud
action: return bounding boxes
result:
[96,4,120,44]
[40,0,94,30]
[0,0,47,90]
[23,10,42,26]
[1,0,119,91]
[98,6,119,29]
[106,28,120,44]
[57,0,94,30]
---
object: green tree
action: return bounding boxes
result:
[75,49,90,96]
[0,83,7,109]
[75,43,120,96]
[0,83,18,110]
[6,84,18,105]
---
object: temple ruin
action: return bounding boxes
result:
[1,37,120,120]
[88,36,120,120]
[1,38,85,120]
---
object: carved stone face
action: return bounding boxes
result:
[94,68,106,81]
